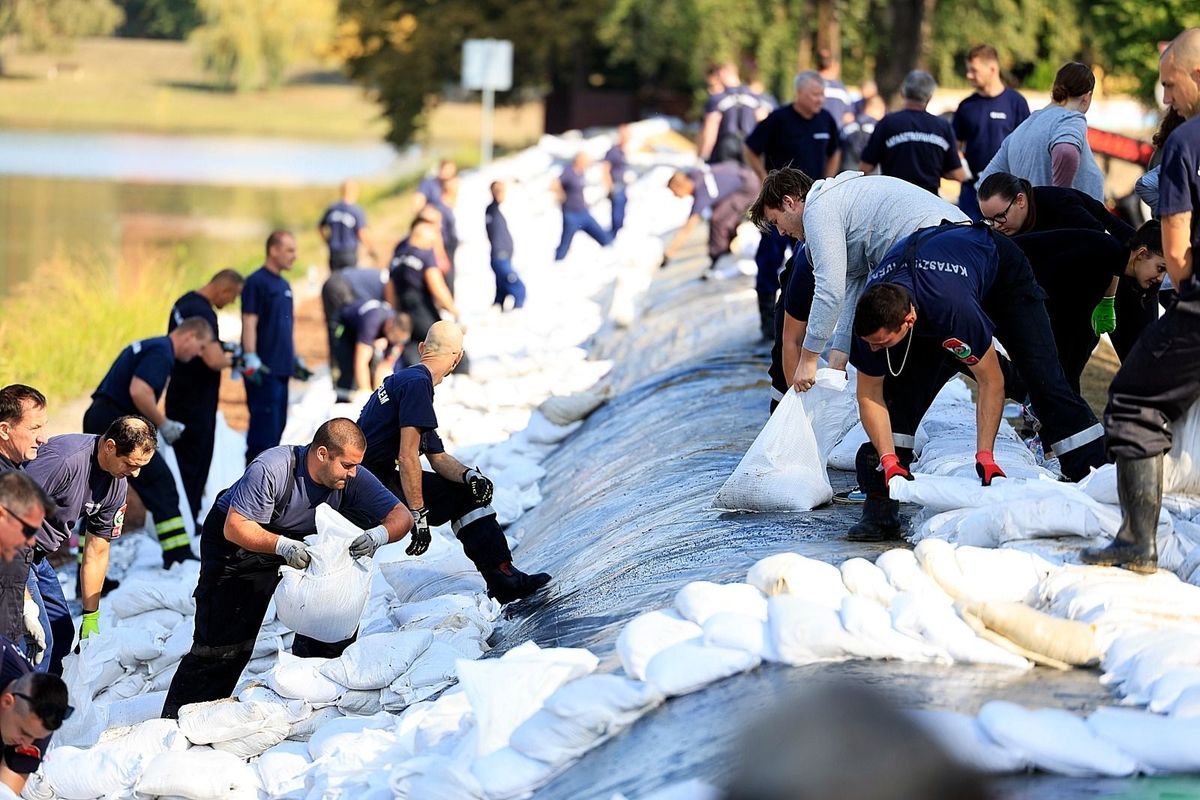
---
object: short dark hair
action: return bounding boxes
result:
[966,44,999,64]
[172,316,214,341]
[13,673,70,731]
[749,168,815,233]
[312,418,366,456]
[0,471,53,518]
[102,415,158,457]
[854,284,913,338]
[1051,62,1094,103]
[1129,219,1163,256]
[210,268,245,287]
[0,385,46,427]
[976,172,1031,204]
[265,230,292,256]
[816,48,837,71]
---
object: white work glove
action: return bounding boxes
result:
[22,593,45,666]
[243,352,263,373]
[349,525,389,559]
[160,419,186,445]
[274,536,311,569]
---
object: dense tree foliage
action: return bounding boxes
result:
[115,0,201,39]
[1,0,123,53]
[190,0,337,90]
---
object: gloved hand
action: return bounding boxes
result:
[659,253,671,269]
[79,610,100,641]
[880,453,912,483]
[349,524,389,559]
[274,536,311,569]
[463,467,494,505]
[406,507,431,557]
[1091,296,1117,336]
[23,593,45,666]
[242,352,266,386]
[975,450,1007,486]
[160,419,186,445]
[293,357,314,381]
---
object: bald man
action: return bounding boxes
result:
[161,417,414,717]
[358,322,551,604]
[319,181,378,271]
[1083,28,1200,573]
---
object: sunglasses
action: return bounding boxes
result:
[0,506,39,540]
[982,195,1017,229]
[10,691,73,725]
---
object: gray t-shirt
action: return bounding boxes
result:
[977,105,1105,201]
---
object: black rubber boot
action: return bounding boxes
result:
[482,562,551,604]
[162,547,199,569]
[757,292,776,341]
[1080,455,1162,573]
[846,493,904,542]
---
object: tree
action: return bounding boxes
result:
[191,0,336,91]
[0,0,123,53]
[1084,1,1200,99]
[115,0,202,40]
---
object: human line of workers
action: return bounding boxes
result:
[676,32,1200,585]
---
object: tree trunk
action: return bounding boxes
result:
[872,0,936,106]
[815,0,840,66]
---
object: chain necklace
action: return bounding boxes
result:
[886,327,914,377]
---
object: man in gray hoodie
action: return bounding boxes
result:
[749,169,967,391]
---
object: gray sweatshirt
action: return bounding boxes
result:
[802,171,967,354]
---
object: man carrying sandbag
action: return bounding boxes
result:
[160,418,414,719]
[846,223,1107,541]
[357,321,551,604]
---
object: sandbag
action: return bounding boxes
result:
[977,701,1137,777]
[274,504,375,643]
[766,596,852,664]
[804,369,859,464]
[390,754,485,800]
[959,600,1100,667]
[136,749,263,800]
[746,553,847,607]
[828,422,868,471]
[839,557,896,607]
[838,595,948,663]
[508,708,606,766]
[889,592,1030,669]
[265,652,344,704]
[256,740,313,798]
[385,640,465,709]
[673,581,767,625]
[616,610,702,681]
[541,674,662,730]
[41,745,144,800]
[908,709,1030,774]
[1166,397,1200,496]
[1088,706,1200,773]
[104,690,169,730]
[320,629,434,690]
[702,612,770,657]
[469,746,558,800]
[713,389,832,512]
[178,697,301,745]
[539,388,611,426]
[643,640,760,696]
[1148,668,1200,714]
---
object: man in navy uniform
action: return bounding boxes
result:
[745,70,841,340]
[953,45,1030,220]
[84,318,213,566]
[357,322,551,604]
[161,418,414,718]
[332,298,410,401]
[554,153,613,261]
[663,163,761,274]
[391,219,459,366]
[166,269,244,524]
[321,266,393,373]
[485,181,526,310]
[24,417,156,674]
[699,62,772,164]
[603,126,633,237]
[241,230,305,464]
[318,181,377,271]
[0,638,71,795]
[1081,29,1200,572]
[847,223,1106,541]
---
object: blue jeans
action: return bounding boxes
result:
[755,227,790,296]
[958,180,982,221]
[491,259,527,309]
[610,187,627,236]
[555,210,612,261]
[31,558,72,676]
[245,374,289,464]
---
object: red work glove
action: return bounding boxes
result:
[975,450,1007,486]
[880,453,912,483]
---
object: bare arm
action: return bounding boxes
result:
[0,762,27,794]
[79,533,110,614]
[200,340,233,371]
[1163,211,1194,286]
[424,269,459,318]
[379,503,415,544]
[225,508,286,554]
[665,215,701,260]
[783,313,807,391]
[967,346,1004,454]
[427,451,470,481]
[744,147,767,181]
[945,166,968,182]
[242,312,258,354]
[354,342,375,391]
[857,373,896,457]
[824,150,842,178]
[397,427,425,509]
[128,377,167,427]
[698,111,721,160]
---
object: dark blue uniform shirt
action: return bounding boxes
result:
[705,86,769,137]
[1159,115,1200,251]
[852,225,1000,377]
[784,244,816,322]
[952,88,1030,177]
[428,197,458,257]
[93,336,175,412]
[319,201,367,252]
[390,241,439,296]
[485,201,513,261]
[745,106,839,174]
[341,299,395,346]
[24,434,128,552]
[822,78,854,130]
[338,267,389,305]
[241,267,295,374]
[559,167,589,213]
[604,145,631,187]
[358,365,446,476]
[167,291,220,418]
[418,176,442,205]
[688,163,744,218]
[861,109,961,194]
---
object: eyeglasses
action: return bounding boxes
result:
[10,691,73,725]
[982,196,1017,229]
[0,505,39,540]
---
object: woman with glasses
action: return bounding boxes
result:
[976,61,1106,201]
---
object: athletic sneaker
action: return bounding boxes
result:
[833,487,866,505]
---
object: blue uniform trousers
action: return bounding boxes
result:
[245,374,289,464]
[555,210,612,261]
[610,187,627,236]
[30,558,71,676]
[755,227,790,296]
[491,258,527,309]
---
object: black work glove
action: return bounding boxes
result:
[406,507,431,556]
[463,467,494,505]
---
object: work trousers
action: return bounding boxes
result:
[245,375,290,465]
[755,227,790,296]
[708,168,761,261]
[328,248,357,271]
[1107,275,1200,460]
[768,259,796,412]
[170,410,216,521]
[321,274,356,369]
[332,329,360,393]
[610,187,627,236]
[398,289,441,367]
[30,557,71,676]
[555,210,612,261]
[491,258,527,310]
[84,397,189,554]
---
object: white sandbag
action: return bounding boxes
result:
[1088,706,1200,773]
[539,389,609,426]
[306,712,396,760]
[147,619,194,676]
[339,689,385,715]
[889,592,1030,669]
[953,546,1054,604]
[265,652,344,704]
[875,549,950,603]
[212,724,291,760]
[256,740,313,798]
[136,748,263,799]
[41,745,144,800]
[766,596,853,664]
[714,390,832,512]
[1147,668,1200,713]
[1165,398,1200,496]
[458,641,598,757]
[320,630,434,690]
[105,690,169,730]
[839,595,948,663]
[409,691,475,757]
[977,701,1137,777]
[435,627,487,660]
[118,607,186,633]
[178,697,301,747]
[287,705,344,741]
[804,369,859,464]
[908,709,1029,774]
[509,707,605,766]
[470,746,558,800]
[673,581,767,625]
[913,497,1119,547]
[108,575,197,618]
[274,504,375,643]
[839,557,896,607]
[524,411,582,445]
[746,553,847,607]
[390,754,485,800]
[702,612,770,657]
[385,641,465,709]
[828,422,868,471]
[644,640,760,696]
[888,474,1086,513]
[616,610,703,681]
[542,674,662,730]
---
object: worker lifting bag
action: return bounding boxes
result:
[714,386,833,512]
[274,504,375,643]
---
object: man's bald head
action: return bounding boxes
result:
[1161,28,1200,119]
[423,321,464,357]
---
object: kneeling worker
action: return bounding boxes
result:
[161,418,414,718]
[847,223,1106,541]
[357,322,551,603]
[333,299,411,401]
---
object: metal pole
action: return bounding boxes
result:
[481,86,495,165]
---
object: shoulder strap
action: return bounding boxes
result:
[270,446,298,525]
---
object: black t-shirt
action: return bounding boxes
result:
[745,106,839,175]
[1027,186,1135,242]
[166,291,220,420]
[0,637,49,775]
[92,336,174,412]
[1013,229,1128,311]
[861,109,961,194]
[784,244,816,322]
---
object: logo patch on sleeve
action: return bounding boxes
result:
[943,338,979,365]
[15,744,41,758]
[112,504,127,538]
